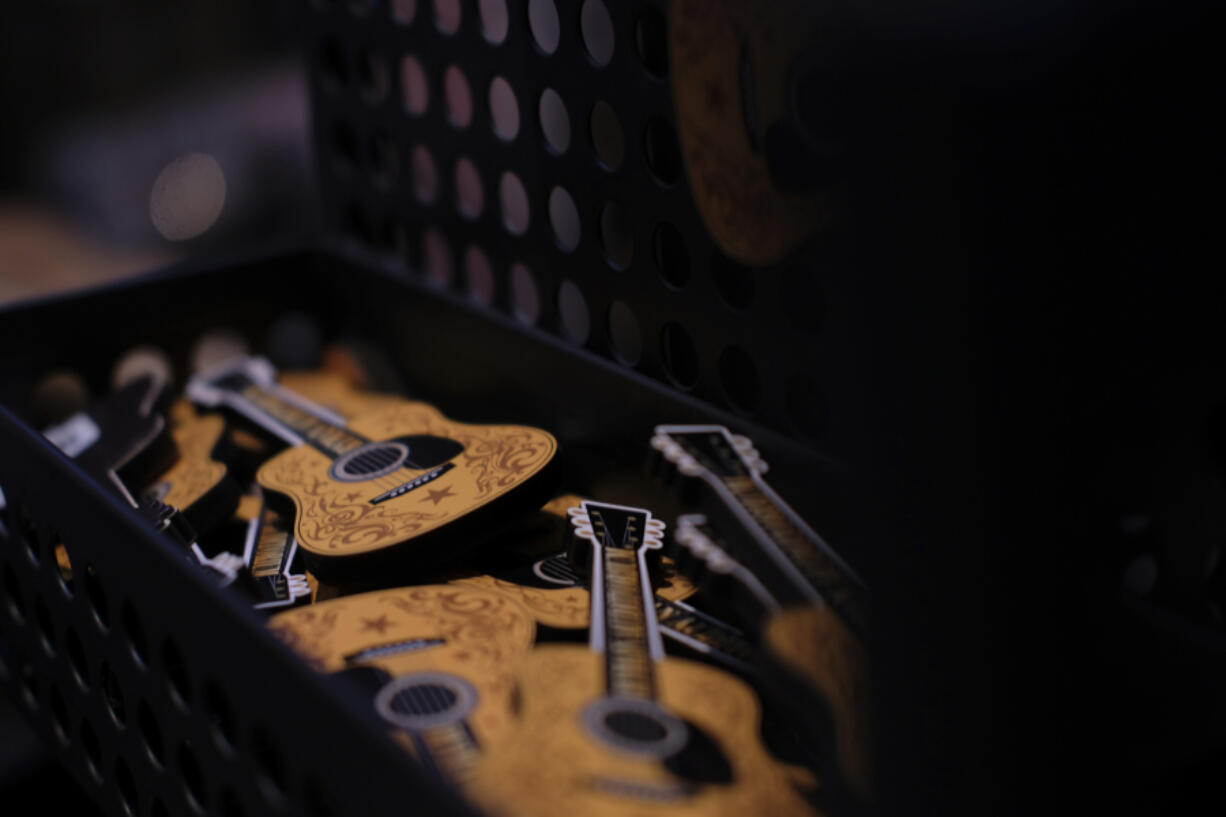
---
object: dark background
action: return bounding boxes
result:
[2,1,1224,816]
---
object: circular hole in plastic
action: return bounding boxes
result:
[635,8,668,76]
[83,563,109,630]
[600,202,633,269]
[528,0,560,54]
[644,118,682,185]
[342,201,372,244]
[400,55,430,116]
[302,781,340,817]
[653,223,689,289]
[557,281,591,344]
[607,301,643,366]
[454,157,485,220]
[33,596,55,655]
[590,101,624,170]
[391,0,417,24]
[580,0,615,66]
[464,245,496,307]
[660,323,700,388]
[48,683,70,745]
[368,131,400,188]
[138,700,164,767]
[318,40,348,92]
[101,661,126,726]
[220,788,247,817]
[548,187,581,252]
[23,520,42,569]
[1,563,24,623]
[252,726,289,801]
[115,756,138,817]
[478,0,509,43]
[718,346,761,413]
[205,681,237,754]
[48,541,68,589]
[444,65,473,129]
[433,0,462,34]
[712,252,755,310]
[499,171,530,236]
[489,76,520,141]
[356,50,390,105]
[538,89,570,154]
[509,264,540,326]
[81,718,103,782]
[329,120,359,176]
[779,262,823,336]
[410,145,438,204]
[421,228,453,287]
[786,375,829,441]
[162,639,192,709]
[65,627,89,690]
[121,600,147,669]
[19,660,39,711]
[179,742,207,813]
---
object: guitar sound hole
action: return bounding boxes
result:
[373,672,476,732]
[329,442,409,482]
[390,683,457,716]
[582,698,689,759]
[604,711,668,742]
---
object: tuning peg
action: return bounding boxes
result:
[566,507,595,577]
[729,434,769,474]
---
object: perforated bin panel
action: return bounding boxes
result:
[305,0,837,450]
[0,396,478,817]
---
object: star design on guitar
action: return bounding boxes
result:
[360,614,394,634]
[420,485,456,506]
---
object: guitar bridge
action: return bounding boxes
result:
[369,463,455,504]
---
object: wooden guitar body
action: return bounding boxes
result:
[145,400,240,532]
[268,584,536,776]
[469,645,820,817]
[670,0,831,265]
[256,401,557,559]
[764,605,871,802]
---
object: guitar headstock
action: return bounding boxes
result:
[650,424,768,486]
[185,355,278,408]
[673,514,780,619]
[566,500,666,576]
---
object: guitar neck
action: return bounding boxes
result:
[578,503,666,702]
[219,375,367,458]
[718,474,867,636]
[598,547,658,700]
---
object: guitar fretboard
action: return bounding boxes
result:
[415,721,481,784]
[724,475,866,634]
[240,385,366,458]
[601,549,656,700]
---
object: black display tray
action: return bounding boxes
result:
[0,242,871,817]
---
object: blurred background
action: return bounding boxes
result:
[0,0,313,305]
[2,1,1224,816]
